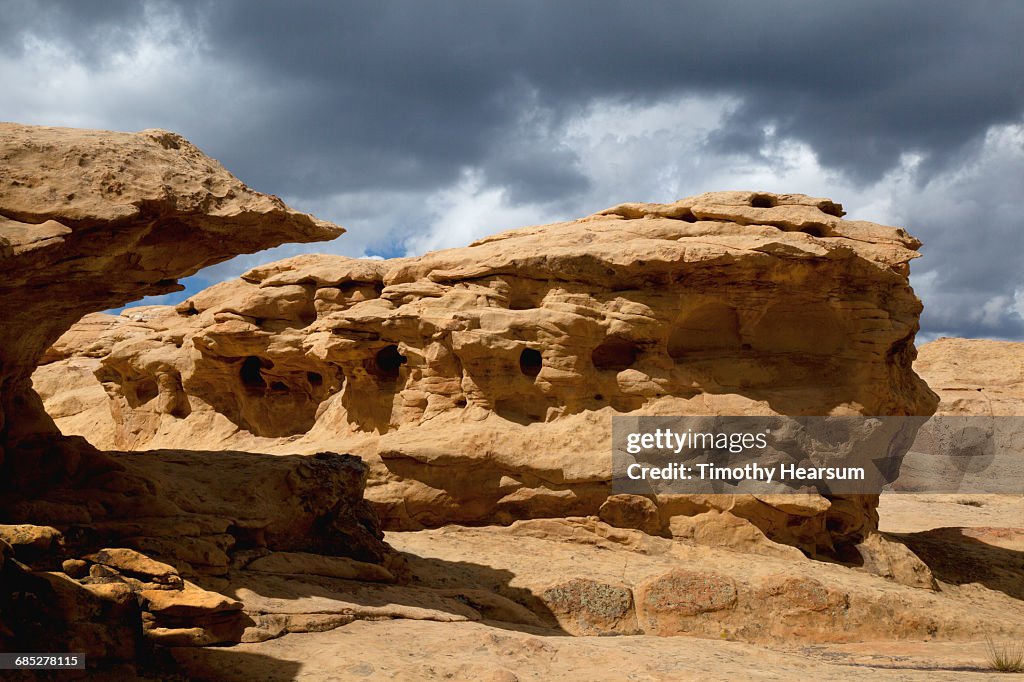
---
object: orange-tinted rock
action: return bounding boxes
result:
[598,494,664,536]
[85,547,182,587]
[635,569,738,636]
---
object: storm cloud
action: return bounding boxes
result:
[2,0,1022,339]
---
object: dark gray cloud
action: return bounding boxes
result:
[2,0,1023,339]
[0,0,145,59]
[7,0,1022,195]
[193,0,1024,195]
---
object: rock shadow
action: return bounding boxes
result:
[391,552,565,634]
[891,526,1024,600]
[0,439,565,680]
[198,553,563,638]
[160,647,304,682]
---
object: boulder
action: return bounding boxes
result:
[540,577,639,636]
[85,547,182,587]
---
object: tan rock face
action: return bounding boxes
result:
[393,520,1024,644]
[0,122,342,484]
[0,124,404,671]
[905,337,1024,504]
[35,190,937,553]
[915,337,1024,416]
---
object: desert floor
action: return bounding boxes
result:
[159,493,1024,681]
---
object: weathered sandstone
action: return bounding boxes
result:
[882,338,1024,494]
[389,520,1023,643]
[0,124,397,673]
[34,191,938,556]
[0,122,341,476]
[2,119,1021,679]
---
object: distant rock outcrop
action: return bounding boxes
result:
[35,191,938,556]
[915,337,1024,415]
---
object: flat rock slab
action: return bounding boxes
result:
[168,619,1007,681]
[387,521,1024,643]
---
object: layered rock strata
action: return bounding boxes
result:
[35,191,938,555]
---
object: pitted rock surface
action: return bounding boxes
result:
[35,191,937,554]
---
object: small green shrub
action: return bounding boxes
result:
[986,636,1024,673]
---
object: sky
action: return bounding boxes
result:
[2,0,1023,340]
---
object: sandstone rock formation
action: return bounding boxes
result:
[9,124,1020,678]
[0,124,396,674]
[0,122,341,473]
[34,191,938,557]
[177,517,1015,679]
[434,518,1014,643]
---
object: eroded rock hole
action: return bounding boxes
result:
[495,398,546,425]
[508,287,542,310]
[801,225,826,238]
[668,303,742,360]
[168,393,191,418]
[133,378,158,405]
[374,345,407,379]
[592,336,639,371]
[519,348,542,377]
[307,371,323,387]
[227,524,265,550]
[240,356,267,389]
[750,194,776,208]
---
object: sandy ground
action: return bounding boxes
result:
[879,494,1024,533]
